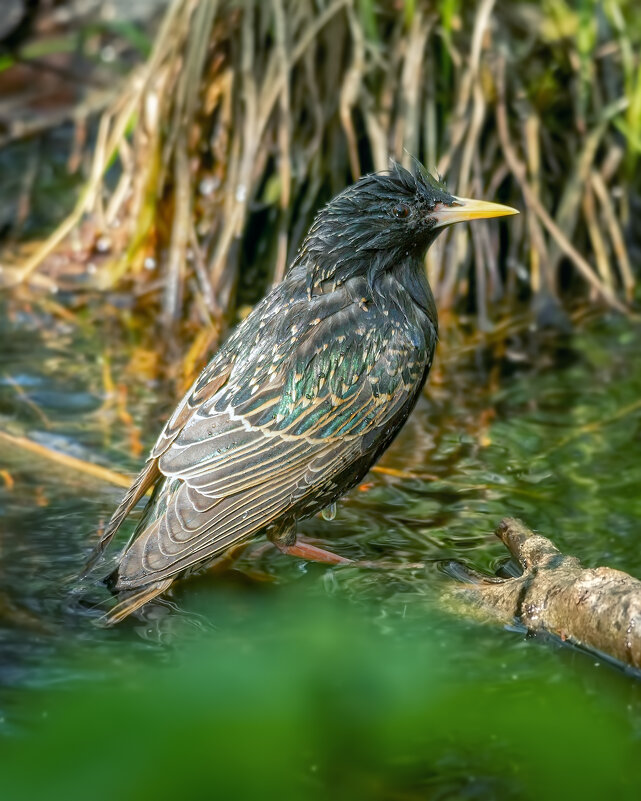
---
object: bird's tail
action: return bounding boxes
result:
[98,578,173,627]
[81,459,161,577]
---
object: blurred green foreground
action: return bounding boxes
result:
[2,593,641,801]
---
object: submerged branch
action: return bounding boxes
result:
[0,430,132,489]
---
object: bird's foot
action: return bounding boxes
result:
[267,521,423,568]
[271,541,425,570]
[268,519,352,565]
[271,538,354,566]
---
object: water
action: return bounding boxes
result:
[2,300,641,798]
[321,502,337,522]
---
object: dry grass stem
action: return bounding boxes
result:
[1,0,637,343]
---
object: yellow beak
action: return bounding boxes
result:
[431,195,519,228]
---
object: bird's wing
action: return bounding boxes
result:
[115,298,428,589]
[94,353,235,558]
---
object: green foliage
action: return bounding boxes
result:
[96,20,153,58]
[357,0,380,43]
[604,0,641,171]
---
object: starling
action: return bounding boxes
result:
[95,162,517,623]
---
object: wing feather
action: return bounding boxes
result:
[117,443,351,586]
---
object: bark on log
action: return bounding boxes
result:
[448,518,641,671]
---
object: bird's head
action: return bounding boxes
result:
[300,161,518,293]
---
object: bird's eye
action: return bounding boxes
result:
[392,203,410,219]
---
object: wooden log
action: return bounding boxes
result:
[447,518,641,671]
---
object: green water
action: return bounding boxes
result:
[1,305,641,799]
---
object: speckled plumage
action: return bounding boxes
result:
[96,163,465,621]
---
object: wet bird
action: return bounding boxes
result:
[95,162,517,623]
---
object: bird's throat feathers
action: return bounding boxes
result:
[301,245,436,327]
[294,215,437,331]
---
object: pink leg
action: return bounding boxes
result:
[271,538,424,570]
[272,539,354,566]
